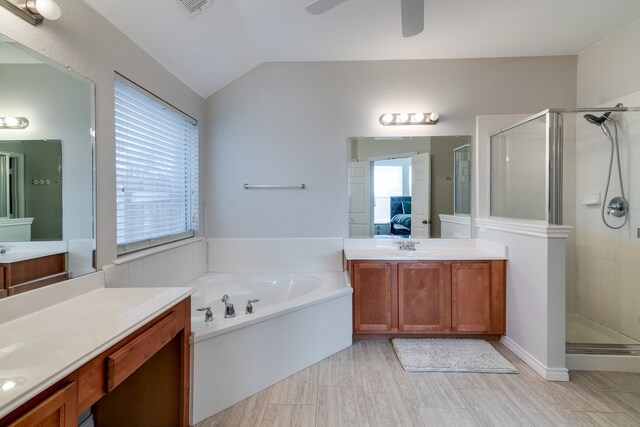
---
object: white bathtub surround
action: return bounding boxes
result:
[207,237,344,272]
[343,237,506,260]
[189,271,352,424]
[103,237,207,287]
[475,218,572,381]
[0,274,194,418]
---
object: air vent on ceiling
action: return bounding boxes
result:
[178,0,213,18]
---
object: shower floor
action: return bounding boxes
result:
[566,313,640,345]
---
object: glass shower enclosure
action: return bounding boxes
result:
[490,105,640,355]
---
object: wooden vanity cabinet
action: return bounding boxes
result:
[398,262,450,332]
[8,381,78,427]
[352,261,397,332]
[0,253,67,297]
[349,259,506,339]
[2,297,191,427]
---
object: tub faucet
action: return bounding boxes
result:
[197,306,213,322]
[221,294,236,318]
[245,299,260,314]
[397,241,417,251]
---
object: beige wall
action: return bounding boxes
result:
[0,0,206,267]
[206,57,577,237]
[577,18,640,106]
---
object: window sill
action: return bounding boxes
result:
[113,237,205,265]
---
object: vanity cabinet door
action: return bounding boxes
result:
[398,262,450,332]
[451,262,491,332]
[8,382,77,427]
[352,261,397,332]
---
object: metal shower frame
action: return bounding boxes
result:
[491,105,640,225]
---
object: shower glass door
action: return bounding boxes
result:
[490,106,640,355]
[563,107,640,354]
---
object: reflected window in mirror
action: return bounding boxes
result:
[348,136,472,239]
[0,32,96,293]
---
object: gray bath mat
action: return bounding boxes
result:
[391,338,518,374]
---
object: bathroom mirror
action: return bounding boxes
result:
[0,33,96,284]
[348,136,472,239]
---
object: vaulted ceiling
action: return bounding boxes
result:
[83,0,640,98]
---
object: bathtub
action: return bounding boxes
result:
[188,271,353,424]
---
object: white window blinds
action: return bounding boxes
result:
[115,76,199,255]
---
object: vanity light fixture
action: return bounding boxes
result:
[0,116,29,129]
[0,0,61,26]
[379,112,440,126]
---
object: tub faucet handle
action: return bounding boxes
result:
[197,306,213,322]
[246,299,260,314]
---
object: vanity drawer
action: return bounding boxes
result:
[107,310,179,391]
[77,298,189,411]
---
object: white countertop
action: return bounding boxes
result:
[343,238,507,260]
[0,286,194,419]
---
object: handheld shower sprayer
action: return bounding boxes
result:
[582,104,628,229]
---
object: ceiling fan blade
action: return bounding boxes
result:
[305,0,348,15]
[401,0,424,37]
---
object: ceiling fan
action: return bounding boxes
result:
[305,0,425,37]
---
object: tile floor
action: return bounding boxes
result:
[195,340,640,426]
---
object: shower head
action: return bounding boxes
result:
[584,113,607,125]
[584,113,614,141]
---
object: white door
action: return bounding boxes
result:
[348,161,371,237]
[411,153,431,237]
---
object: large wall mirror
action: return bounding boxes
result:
[348,136,471,239]
[0,33,96,295]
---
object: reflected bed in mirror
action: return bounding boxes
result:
[348,136,471,239]
[0,32,95,297]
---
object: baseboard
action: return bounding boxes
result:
[501,336,569,381]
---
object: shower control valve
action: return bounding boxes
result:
[606,197,628,218]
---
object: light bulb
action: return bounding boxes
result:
[380,113,394,125]
[412,113,425,123]
[32,0,62,20]
[398,113,409,123]
[429,112,440,122]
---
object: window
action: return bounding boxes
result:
[114,75,199,254]
[373,165,403,223]
[372,157,411,224]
